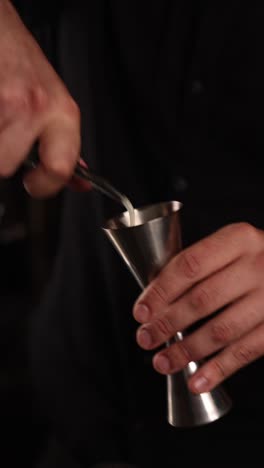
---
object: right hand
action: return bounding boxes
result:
[0,0,81,198]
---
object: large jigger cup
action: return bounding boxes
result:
[103,201,232,427]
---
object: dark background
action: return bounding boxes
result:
[0,171,62,466]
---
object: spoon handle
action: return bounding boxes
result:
[24,154,126,205]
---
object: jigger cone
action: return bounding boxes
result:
[103,201,232,427]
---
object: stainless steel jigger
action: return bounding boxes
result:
[103,200,232,427]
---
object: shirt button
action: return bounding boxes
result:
[191,80,204,94]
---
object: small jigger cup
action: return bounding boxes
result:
[103,201,232,427]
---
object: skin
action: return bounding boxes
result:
[0,0,90,197]
[133,222,264,394]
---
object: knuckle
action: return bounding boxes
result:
[232,222,260,244]
[178,251,200,280]
[59,97,80,122]
[189,286,211,311]
[45,158,74,180]
[210,321,235,345]
[30,85,50,113]
[150,282,168,305]
[232,344,257,366]
[212,357,226,379]
[0,86,30,113]
[173,341,192,366]
[253,250,264,273]
[0,84,51,116]
[155,316,175,337]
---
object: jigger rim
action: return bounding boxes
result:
[102,199,183,231]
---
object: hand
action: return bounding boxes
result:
[0,0,81,197]
[133,222,264,393]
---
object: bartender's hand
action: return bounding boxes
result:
[133,223,264,393]
[0,0,82,197]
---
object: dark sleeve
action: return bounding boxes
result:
[11,0,64,28]
[28,191,129,467]
[10,1,65,67]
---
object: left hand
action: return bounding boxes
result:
[133,222,264,393]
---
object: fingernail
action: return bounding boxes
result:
[79,158,88,168]
[134,304,150,322]
[137,327,152,349]
[154,355,171,374]
[70,158,91,192]
[192,376,209,393]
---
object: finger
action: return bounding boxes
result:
[0,116,38,177]
[133,223,262,321]
[0,84,49,175]
[136,256,257,349]
[151,289,264,375]
[187,321,264,394]
[68,158,92,192]
[182,289,264,362]
[23,116,80,198]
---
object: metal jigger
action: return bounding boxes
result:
[103,200,232,427]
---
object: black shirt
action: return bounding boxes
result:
[29,2,264,467]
